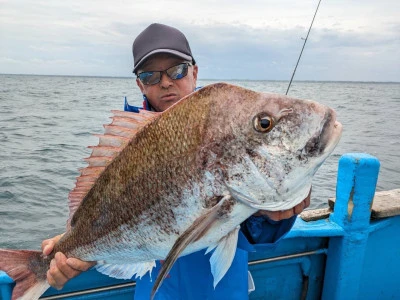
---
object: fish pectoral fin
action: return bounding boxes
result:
[151,194,232,299]
[95,260,156,280]
[206,226,240,288]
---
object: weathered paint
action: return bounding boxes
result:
[322,153,380,300]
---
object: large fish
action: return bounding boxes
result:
[0,83,342,300]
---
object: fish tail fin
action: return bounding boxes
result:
[0,249,50,300]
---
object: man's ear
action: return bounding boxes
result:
[193,64,198,82]
[192,64,199,87]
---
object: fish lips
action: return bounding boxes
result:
[299,109,342,159]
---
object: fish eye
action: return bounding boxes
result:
[253,113,274,133]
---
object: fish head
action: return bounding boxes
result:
[202,83,342,211]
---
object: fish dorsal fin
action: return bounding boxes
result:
[151,195,232,299]
[67,109,159,229]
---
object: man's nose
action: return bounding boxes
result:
[159,72,173,88]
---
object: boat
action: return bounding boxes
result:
[1,153,399,299]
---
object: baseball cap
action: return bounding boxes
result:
[132,23,196,74]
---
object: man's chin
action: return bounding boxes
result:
[159,99,180,110]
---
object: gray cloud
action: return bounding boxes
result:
[184,23,399,81]
[1,0,399,81]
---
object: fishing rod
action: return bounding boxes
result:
[286,0,322,95]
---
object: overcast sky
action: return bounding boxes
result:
[1,0,399,81]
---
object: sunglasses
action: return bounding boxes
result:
[137,62,192,85]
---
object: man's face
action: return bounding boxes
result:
[136,53,198,112]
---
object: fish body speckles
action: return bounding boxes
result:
[0,83,342,300]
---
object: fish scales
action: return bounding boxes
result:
[57,87,215,259]
[0,83,342,300]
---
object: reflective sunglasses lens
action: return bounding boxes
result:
[167,63,189,80]
[138,63,190,85]
[138,72,160,85]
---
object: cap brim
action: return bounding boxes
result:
[133,49,193,73]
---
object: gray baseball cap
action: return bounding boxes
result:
[132,23,196,74]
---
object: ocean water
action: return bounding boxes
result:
[0,74,399,249]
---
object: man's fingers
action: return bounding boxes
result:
[304,193,311,208]
[55,252,82,279]
[47,257,69,290]
[43,234,92,290]
[264,210,290,221]
[42,234,64,256]
[278,209,295,220]
[254,188,312,221]
[293,200,305,215]
[42,242,54,256]
[66,258,96,272]
[47,252,84,290]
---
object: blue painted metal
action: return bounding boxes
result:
[1,153,399,299]
[0,271,14,300]
[322,153,380,299]
[358,215,400,299]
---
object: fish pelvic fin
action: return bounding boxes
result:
[67,109,159,229]
[0,249,50,300]
[95,260,156,280]
[205,226,240,288]
[151,194,232,299]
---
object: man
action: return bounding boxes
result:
[42,23,310,299]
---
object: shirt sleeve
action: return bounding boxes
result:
[240,215,297,245]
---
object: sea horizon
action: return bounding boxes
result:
[1,73,399,84]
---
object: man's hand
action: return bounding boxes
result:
[254,189,311,221]
[42,234,95,290]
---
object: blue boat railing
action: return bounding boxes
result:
[1,153,399,300]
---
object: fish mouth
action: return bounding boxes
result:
[280,111,342,211]
[299,109,342,158]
